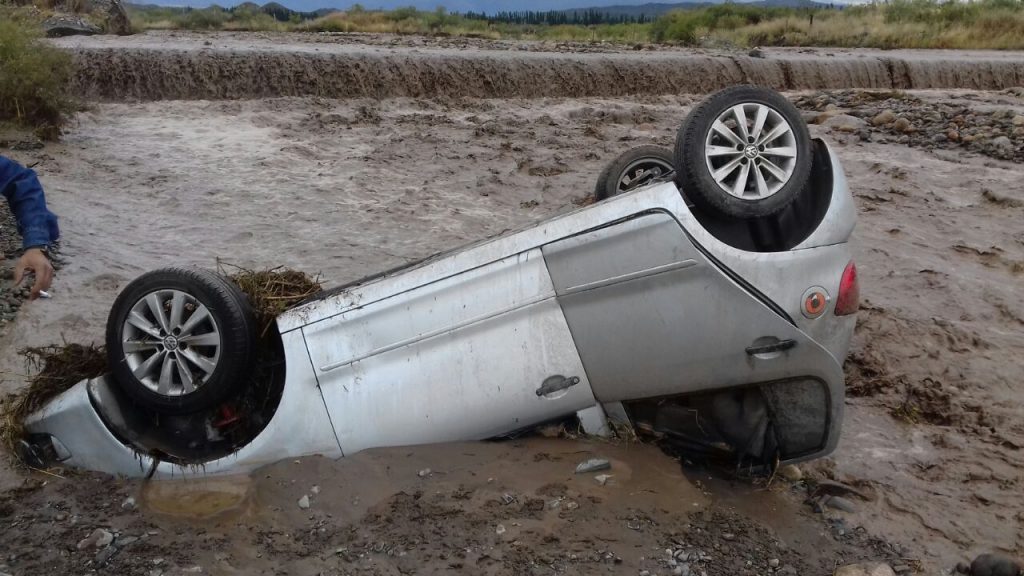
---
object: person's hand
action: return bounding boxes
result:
[13,247,54,300]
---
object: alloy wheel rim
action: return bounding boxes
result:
[121,289,222,397]
[703,102,798,200]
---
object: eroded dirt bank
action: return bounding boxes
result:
[0,88,1022,574]
[53,32,1024,101]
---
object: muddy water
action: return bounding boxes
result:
[0,90,1022,572]
[54,32,1024,101]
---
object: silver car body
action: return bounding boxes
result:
[26,142,856,478]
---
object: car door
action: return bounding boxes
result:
[541,210,845,459]
[301,248,596,456]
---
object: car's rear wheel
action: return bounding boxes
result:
[675,85,812,219]
[594,145,675,201]
[106,267,257,414]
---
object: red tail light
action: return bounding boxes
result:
[835,261,859,316]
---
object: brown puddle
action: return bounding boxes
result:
[139,475,253,520]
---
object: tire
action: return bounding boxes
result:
[106,267,257,414]
[674,85,812,219]
[594,145,675,201]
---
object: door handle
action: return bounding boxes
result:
[745,339,796,356]
[536,375,580,397]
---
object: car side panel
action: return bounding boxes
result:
[302,249,596,455]
[542,212,845,458]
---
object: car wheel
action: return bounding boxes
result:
[105,267,257,414]
[594,145,675,201]
[674,85,812,219]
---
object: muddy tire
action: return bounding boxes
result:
[594,145,675,201]
[675,85,812,219]
[105,267,257,414]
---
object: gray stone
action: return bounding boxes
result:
[575,458,611,474]
[823,114,867,133]
[121,496,136,510]
[826,495,857,513]
[991,136,1014,155]
[43,15,101,38]
[769,558,781,568]
[297,495,310,509]
[1012,115,1024,127]
[118,536,139,547]
[748,47,765,58]
[417,468,431,477]
[594,474,612,485]
[77,528,113,550]
[95,545,118,565]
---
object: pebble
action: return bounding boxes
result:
[77,528,113,550]
[769,558,781,568]
[778,464,802,482]
[95,545,118,565]
[826,495,857,513]
[722,532,736,540]
[417,468,431,477]
[118,536,139,547]
[991,135,1014,156]
[495,524,506,535]
[121,496,136,510]
[310,485,320,495]
[575,458,611,474]
[297,494,310,509]
[1013,115,1024,126]
[594,474,612,486]
[748,47,765,58]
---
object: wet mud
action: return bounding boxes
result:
[53,32,1024,101]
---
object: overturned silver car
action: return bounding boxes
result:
[22,86,859,477]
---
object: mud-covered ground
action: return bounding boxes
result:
[0,87,1022,575]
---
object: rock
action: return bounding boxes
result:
[722,532,736,540]
[121,496,136,510]
[823,114,867,133]
[575,458,611,474]
[118,536,139,547]
[892,565,911,574]
[991,136,1014,156]
[778,566,797,575]
[748,47,765,58]
[897,135,910,144]
[42,15,101,37]
[834,562,897,576]
[947,130,961,142]
[594,474,612,486]
[95,545,118,565]
[91,0,132,35]
[932,133,947,143]
[872,110,896,126]
[495,523,506,535]
[779,464,803,482]
[893,117,914,133]
[417,468,431,477]
[970,553,1023,576]
[297,495,310,509]
[826,495,857,513]
[77,528,114,550]
[1013,127,1024,138]
[1013,115,1024,127]
[310,485,320,495]
[769,558,781,568]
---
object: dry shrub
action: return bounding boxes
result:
[217,261,322,334]
[0,343,107,456]
[0,8,74,139]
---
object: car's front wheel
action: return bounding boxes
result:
[105,267,257,414]
[594,145,675,201]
